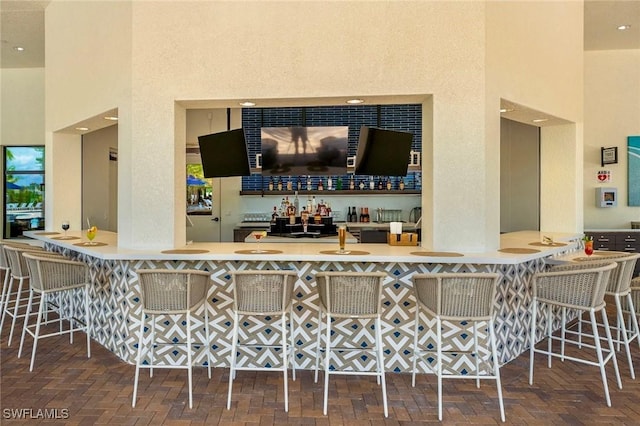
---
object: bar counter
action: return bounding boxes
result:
[24,230,579,373]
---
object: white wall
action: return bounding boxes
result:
[44,1,586,250]
[486,1,584,236]
[1,68,45,146]
[45,0,132,240]
[584,50,640,229]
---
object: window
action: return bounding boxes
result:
[4,146,45,238]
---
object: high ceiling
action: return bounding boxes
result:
[1,1,638,131]
[1,0,639,69]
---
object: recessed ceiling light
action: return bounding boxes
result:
[346,99,364,104]
[104,116,118,121]
[239,101,255,107]
[75,127,90,131]
[617,24,631,31]
[13,46,24,52]
[532,118,548,123]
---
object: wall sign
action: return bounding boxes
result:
[601,146,618,166]
[597,170,611,183]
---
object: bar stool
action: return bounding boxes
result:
[551,253,640,379]
[411,272,504,422]
[227,270,297,412]
[313,271,388,417]
[623,276,640,347]
[529,262,621,407]
[132,269,212,409]
[18,252,91,371]
[0,241,37,329]
[0,244,59,346]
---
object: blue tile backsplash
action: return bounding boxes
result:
[241,104,421,191]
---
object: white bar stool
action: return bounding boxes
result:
[0,241,35,330]
[313,271,388,417]
[227,270,297,412]
[529,262,621,407]
[551,253,640,379]
[132,269,212,409]
[1,244,60,346]
[411,272,504,422]
[18,252,92,371]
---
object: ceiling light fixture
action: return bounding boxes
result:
[532,118,548,123]
[239,101,255,107]
[104,116,118,121]
[346,99,364,104]
[617,24,631,31]
[500,108,514,113]
[75,127,90,131]
[13,46,24,52]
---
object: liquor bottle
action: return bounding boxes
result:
[364,207,370,223]
[327,176,333,191]
[377,177,383,190]
[297,176,302,191]
[307,196,312,213]
[293,191,300,214]
[386,178,392,191]
[268,177,274,191]
[336,176,343,190]
[311,195,317,213]
[307,175,312,191]
[277,177,283,191]
[351,206,357,222]
[271,206,278,222]
[349,175,355,190]
[399,177,405,191]
[347,207,353,222]
[359,179,365,190]
[318,178,324,191]
[369,176,375,190]
[359,207,364,222]
[286,176,292,191]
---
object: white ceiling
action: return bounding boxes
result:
[1,0,638,131]
[2,0,638,69]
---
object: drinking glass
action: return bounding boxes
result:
[338,225,347,253]
[61,220,70,238]
[86,227,97,245]
[253,230,267,253]
[584,240,594,256]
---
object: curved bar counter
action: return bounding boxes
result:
[24,230,578,373]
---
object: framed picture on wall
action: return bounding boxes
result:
[601,146,618,166]
[627,137,640,206]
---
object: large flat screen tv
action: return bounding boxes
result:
[354,126,413,176]
[261,126,348,175]
[198,128,251,177]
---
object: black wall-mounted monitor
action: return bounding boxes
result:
[198,128,251,178]
[354,126,413,176]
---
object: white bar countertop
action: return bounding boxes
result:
[24,230,579,265]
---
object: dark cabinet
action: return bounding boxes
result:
[585,232,640,276]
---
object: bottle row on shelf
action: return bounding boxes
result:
[265,175,413,192]
[271,194,376,225]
